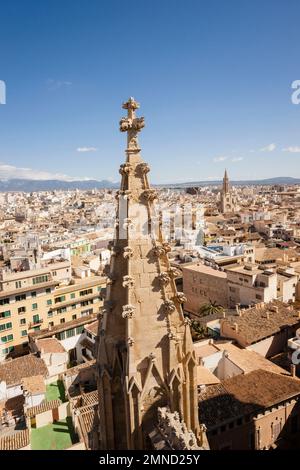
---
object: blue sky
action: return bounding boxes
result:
[0,0,300,183]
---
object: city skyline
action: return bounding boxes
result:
[0,0,300,184]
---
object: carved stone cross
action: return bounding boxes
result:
[119,97,145,152]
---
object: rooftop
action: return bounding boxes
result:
[199,369,300,429]
[221,300,300,344]
[0,354,48,386]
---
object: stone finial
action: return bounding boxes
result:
[169,267,181,279]
[157,272,171,286]
[153,245,166,257]
[122,275,135,288]
[119,162,133,175]
[164,300,176,313]
[176,292,187,304]
[119,98,145,152]
[122,304,136,319]
[138,162,150,174]
[143,189,158,202]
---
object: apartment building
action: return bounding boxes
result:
[226,264,277,308]
[182,260,297,314]
[0,263,106,360]
[182,263,229,315]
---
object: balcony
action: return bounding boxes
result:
[28,318,44,329]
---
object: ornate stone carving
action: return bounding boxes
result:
[162,242,171,253]
[142,189,158,202]
[157,272,170,286]
[127,337,135,347]
[153,245,166,257]
[169,267,181,279]
[122,304,135,319]
[138,162,150,174]
[119,162,133,175]
[156,407,202,450]
[122,275,135,288]
[164,300,176,313]
[175,292,187,304]
[123,246,133,259]
[183,317,192,326]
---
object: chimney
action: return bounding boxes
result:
[233,322,238,332]
[291,364,296,378]
[266,312,270,320]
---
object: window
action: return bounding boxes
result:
[15,281,22,289]
[81,309,93,317]
[1,334,13,343]
[79,289,93,297]
[60,318,65,324]
[16,294,26,302]
[66,328,75,338]
[0,322,12,331]
[256,294,262,300]
[2,346,14,354]
[32,303,38,310]
[21,330,27,337]
[56,331,66,340]
[47,311,53,318]
[33,275,49,285]
[70,293,75,299]
[0,310,11,318]
[76,326,84,335]
[47,299,52,305]
[72,314,77,320]
[57,307,66,314]
[97,286,101,292]
[31,291,37,298]
[32,314,40,324]
[45,288,51,294]
[48,321,54,327]
[0,298,9,306]
[55,295,66,304]
[18,306,26,314]
[20,318,26,325]
[72,304,76,310]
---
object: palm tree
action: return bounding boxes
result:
[190,320,206,341]
[198,300,224,317]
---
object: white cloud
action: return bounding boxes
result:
[260,143,276,152]
[231,157,244,162]
[46,79,72,91]
[0,163,92,181]
[213,156,227,162]
[282,146,300,153]
[76,147,98,153]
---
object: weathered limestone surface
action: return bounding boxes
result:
[96,98,208,450]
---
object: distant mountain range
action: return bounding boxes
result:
[0,178,119,192]
[0,176,299,192]
[159,176,300,188]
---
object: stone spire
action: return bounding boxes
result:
[223,168,229,194]
[96,98,204,450]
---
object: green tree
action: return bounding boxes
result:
[198,301,224,317]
